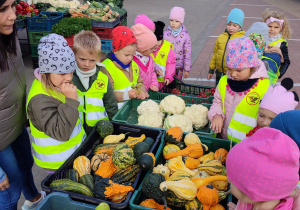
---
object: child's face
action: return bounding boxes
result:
[75,49,99,72]
[169,19,182,30]
[114,44,137,65]
[140,45,156,56]
[230,182,253,203]
[226,22,241,35]
[257,108,277,128]
[227,68,252,81]
[49,73,73,89]
[268,21,281,37]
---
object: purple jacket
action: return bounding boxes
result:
[164,25,192,71]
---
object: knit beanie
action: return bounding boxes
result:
[245,22,269,42]
[154,21,165,41]
[169,6,185,24]
[227,127,299,201]
[38,33,75,74]
[226,36,258,69]
[227,8,244,28]
[134,14,155,31]
[111,26,137,52]
[131,23,157,52]
[248,33,266,59]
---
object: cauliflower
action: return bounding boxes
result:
[184,104,209,130]
[164,114,193,133]
[159,95,186,115]
[138,113,164,128]
[137,100,161,115]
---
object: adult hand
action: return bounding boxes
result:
[164,79,170,85]
[137,91,147,100]
[210,115,223,133]
[207,73,213,80]
[128,89,137,99]
[184,71,189,79]
[61,83,77,100]
[157,70,163,76]
[150,85,159,92]
[0,176,10,191]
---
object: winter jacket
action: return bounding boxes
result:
[208,59,271,139]
[209,30,245,74]
[133,54,158,91]
[278,41,290,78]
[164,25,192,71]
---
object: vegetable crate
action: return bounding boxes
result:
[28,31,51,45]
[36,192,97,210]
[91,18,120,28]
[41,121,162,209]
[16,18,27,29]
[120,12,127,26]
[129,133,236,210]
[101,39,113,54]
[112,99,213,137]
[92,25,119,40]
[27,12,64,32]
[30,44,39,57]
[32,56,39,69]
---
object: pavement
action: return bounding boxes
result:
[17,0,300,209]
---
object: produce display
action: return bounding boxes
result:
[172,87,216,98]
[16,1,39,18]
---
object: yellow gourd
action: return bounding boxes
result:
[192,175,227,190]
[212,180,228,191]
[103,133,128,143]
[152,164,170,180]
[199,152,214,164]
[198,159,223,175]
[167,170,191,181]
[166,156,196,177]
[73,156,91,177]
[160,179,197,200]
[184,133,201,146]
[163,144,181,157]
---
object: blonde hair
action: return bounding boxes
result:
[41,73,64,101]
[262,8,291,39]
[73,30,102,55]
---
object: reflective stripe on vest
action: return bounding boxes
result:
[262,56,280,84]
[102,59,139,109]
[269,38,288,47]
[151,40,173,82]
[77,71,109,126]
[27,79,86,169]
[219,76,269,143]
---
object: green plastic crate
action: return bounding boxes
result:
[30,44,38,57]
[28,31,51,45]
[121,18,127,26]
[112,99,213,136]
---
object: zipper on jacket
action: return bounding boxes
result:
[221,33,231,75]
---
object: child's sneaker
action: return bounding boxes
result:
[22,191,46,210]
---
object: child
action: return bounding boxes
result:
[164,6,191,80]
[27,34,86,170]
[152,20,176,89]
[208,37,270,143]
[262,8,291,78]
[227,127,300,210]
[208,8,245,85]
[134,14,155,32]
[72,31,118,134]
[101,26,148,109]
[246,78,298,137]
[131,23,159,92]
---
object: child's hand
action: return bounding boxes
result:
[157,70,163,76]
[128,89,137,99]
[184,71,189,79]
[207,73,213,80]
[0,176,10,191]
[150,85,159,92]
[228,202,237,210]
[164,79,170,85]
[137,91,148,100]
[210,115,223,133]
[61,83,77,100]
[293,187,300,209]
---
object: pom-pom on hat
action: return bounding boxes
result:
[226,36,258,69]
[169,6,185,24]
[111,26,137,52]
[131,23,157,52]
[134,14,155,31]
[226,127,299,201]
[154,21,165,41]
[227,8,244,28]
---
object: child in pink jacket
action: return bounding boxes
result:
[131,23,159,92]
[208,37,271,142]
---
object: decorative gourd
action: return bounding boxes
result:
[202,143,209,152]
[144,137,155,148]
[163,144,181,158]
[95,157,116,178]
[65,169,79,182]
[104,180,134,203]
[167,170,191,181]
[214,148,228,164]
[210,204,225,210]
[90,153,110,172]
[160,179,197,200]
[94,143,121,155]
[164,144,203,160]
[218,190,230,202]
[96,120,114,138]
[184,133,201,146]
[111,165,140,184]
[198,160,223,175]
[142,173,167,205]
[73,156,91,177]
[196,185,219,210]
[138,153,155,171]
[183,156,201,170]
[166,190,187,207]
[192,175,227,190]
[79,174,94,192]
[133,142,150,159]
[165,126,183,144]
[185,198,203,210]
[220,165,227,176]
[191,170,210,179]
[176,141,186,150]
[212,180,228,191]
[199,152,214,164]
[125,134,146,148]
[153,164,170,180]
[140,199,172,210]
[103,132,129,144]
[93,176,110,199]
[112,143,136,169]
[166,156,196,177]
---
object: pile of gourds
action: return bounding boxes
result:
[139,126,230,210]
[50,121,156,203]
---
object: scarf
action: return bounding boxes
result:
[267,34,282,46]
[111,53,131,69]
[236,196,293,210]
[169,25,183,37]
[227,78,259,92]
[75,64,96,90]
[135,51,149,66]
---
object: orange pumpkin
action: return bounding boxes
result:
[196,185,219,210]
[95,157,116,178]
[214,148,228,164]
[210,203,225,210]
[165,126,183,144]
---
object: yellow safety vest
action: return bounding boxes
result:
[151,40,173,82]
[27,79,86,169]
[77,71,109,127]
[102,59,139,109]
[219,76,269,143]
[269,38,288,47]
